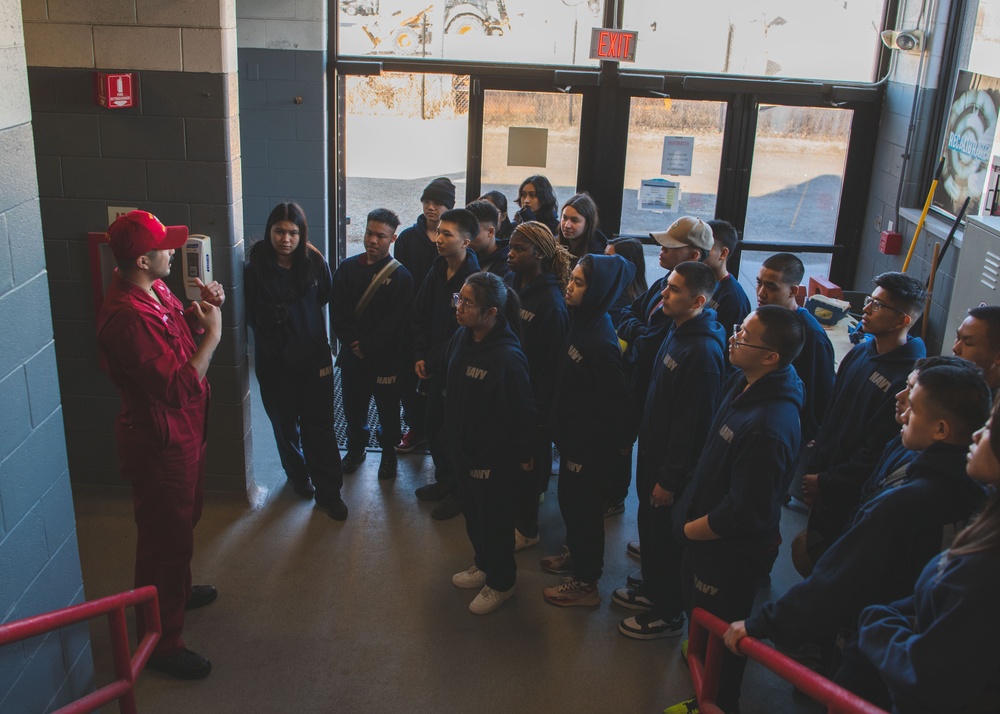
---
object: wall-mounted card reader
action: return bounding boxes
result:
[182,235,213,301]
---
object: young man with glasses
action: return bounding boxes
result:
[797,271,927,571]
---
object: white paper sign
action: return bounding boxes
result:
[639,178,680,213]
[661,136,694,176]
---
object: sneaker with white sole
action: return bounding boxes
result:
[469,585,514,615]
[618,611,685,640]
[543,578,600,607]
[611,585,654,611]
[626,540,641,561]
[514,529,540,551]
[452,565,487,589]
[627,568,643,588]
[540,546,574,574]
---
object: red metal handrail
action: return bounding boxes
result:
[0,586,160,714]
[687,607,889,714]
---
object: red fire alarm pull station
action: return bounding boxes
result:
[93,72,134,109]
[879,230,903,255]
[589,28,638,63]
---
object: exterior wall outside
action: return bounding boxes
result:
[0,0,92,710]
[23,0,252,492]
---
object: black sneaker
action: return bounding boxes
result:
[377,454,397,480]
[415,481,449,501]
[146,648,212,680]
[342,450,367,474]
[618,611,686,640]
[431,493,463,520]
[626,540,641,562]
[627,569,643,588]
[185,585,217,610]
[287,476,315,499]
[611,585,654,611]
[316,496,349,521]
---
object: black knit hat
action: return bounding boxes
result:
[421,177,456,209]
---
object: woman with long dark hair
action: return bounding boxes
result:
[479,189,514,243]
[558,192,608,264]
[513,175,559,236]
[446,272,535,615]
[245,202,347,520]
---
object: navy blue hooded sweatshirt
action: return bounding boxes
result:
[550,254,635,460]
[442,320,535,478]
[746,442,986,648]
[675,364,805,552]
[506,271,569,421]
[856,434,916,512]
[808,336,926,517]
[707,274,751,338]
[638,308,727,494]
[619,275,675,406]
[476,242,511,279]
[394,214,439,287]
[412,250,480,373]
[793,307,836,442]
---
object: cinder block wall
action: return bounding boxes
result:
[236,0,328,254]
[22,0,253,492]
[0,0,92,710]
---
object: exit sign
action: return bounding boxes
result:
[589,28,638,62]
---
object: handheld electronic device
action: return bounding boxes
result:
[181,235,214,301]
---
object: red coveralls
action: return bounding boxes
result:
[97,272,210,655]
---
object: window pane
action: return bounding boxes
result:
[744,105,852,246]
[338,1,601,66]
[968,1,1000,75]
[344,73,469,258]
[737,250,833,308]
[481,90,582,219]
[620,97,726,235]
[622,0,887,81]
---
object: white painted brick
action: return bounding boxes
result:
[24,22,94,68]
[182,27,236,73]
[20,0,48,23]
[237,18,265,48]
[295,0,325,21]
[237,0,295,21]
[48,0,136,24]
[1,0,24,48]
[137,0,223,28]
[0,45,31,129]
[94,25,182,71]
[264,18,324,51]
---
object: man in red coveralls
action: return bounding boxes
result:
[97,211,225,680]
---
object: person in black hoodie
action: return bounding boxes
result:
[466,199,509,279]
[512,175,559,236]
[798,272,927,572]
[540,254,635,607]
[447,272,535,615]
[615,261,727,639]
[724,361,991,685]
[671,305,805,714]
[504,221,572,551]
[479,190,514,243]
[704,220,751,346]
[412,208,481,520]
[557,192,608,265]
[330,208,414,480]
[246,202,348,520]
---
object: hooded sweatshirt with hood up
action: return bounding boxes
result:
[550,254,635,461]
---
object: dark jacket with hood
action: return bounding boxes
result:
[442,320,535,478]
[413,250,480,375]
[513,205,559,236]
[558,228,608,265]
[707,273,751,340]
[747,442,986,648]
[793,306,836,442]
[808,336,926,518]
[550,254,635,461]
[394,214,439,288]
[476,242,511,279]
[638,308,727,494]
[506,271,569,422]
[675,364,805,552]
[619,274,675,408]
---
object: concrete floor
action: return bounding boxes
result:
[73,376,822,714]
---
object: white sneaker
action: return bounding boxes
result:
[452,565,487,589]
[469,585,514,614]
[514,529,540,551]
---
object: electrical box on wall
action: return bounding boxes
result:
[93,72,134,109]
[879,230,903,254]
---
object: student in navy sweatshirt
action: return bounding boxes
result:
[540,254,635,607]
[466,199,510,279]
[330,208,414,481]
[671,305,805,714]
[615,261,727,640]
[832,398,1000,713]
[704,220,751,343]
[512,175,560,236]
[556,192,608,265]
[799,272,927,571]
[446,272,535,616]
[724,361,991,681]
[504,221,572,550]
[411,208,481,520]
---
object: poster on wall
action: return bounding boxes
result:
[934,70,1000,217]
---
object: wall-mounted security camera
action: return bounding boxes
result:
[880,29,924,52]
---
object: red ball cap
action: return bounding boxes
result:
[107,211,188,260]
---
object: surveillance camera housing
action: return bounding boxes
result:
[880,29,924,52]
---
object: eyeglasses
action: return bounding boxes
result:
[863,295,905,315]
[732,324,775,352]
[451,293,479,311]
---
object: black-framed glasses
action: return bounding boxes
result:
[732,324,775,352]
[451,293,479,311]
[863,295,904,315]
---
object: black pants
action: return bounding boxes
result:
[455,464,517,591]
[425,378,453,489]
[398,351,426,434]
[636,449,685,616]
[682,544,775,714]
[605,444,633,507]
[557,450,606,583]
[514,430,551,538]
[338,351,402,453]
[257,360,344,502]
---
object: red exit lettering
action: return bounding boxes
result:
[590,28,637,62]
